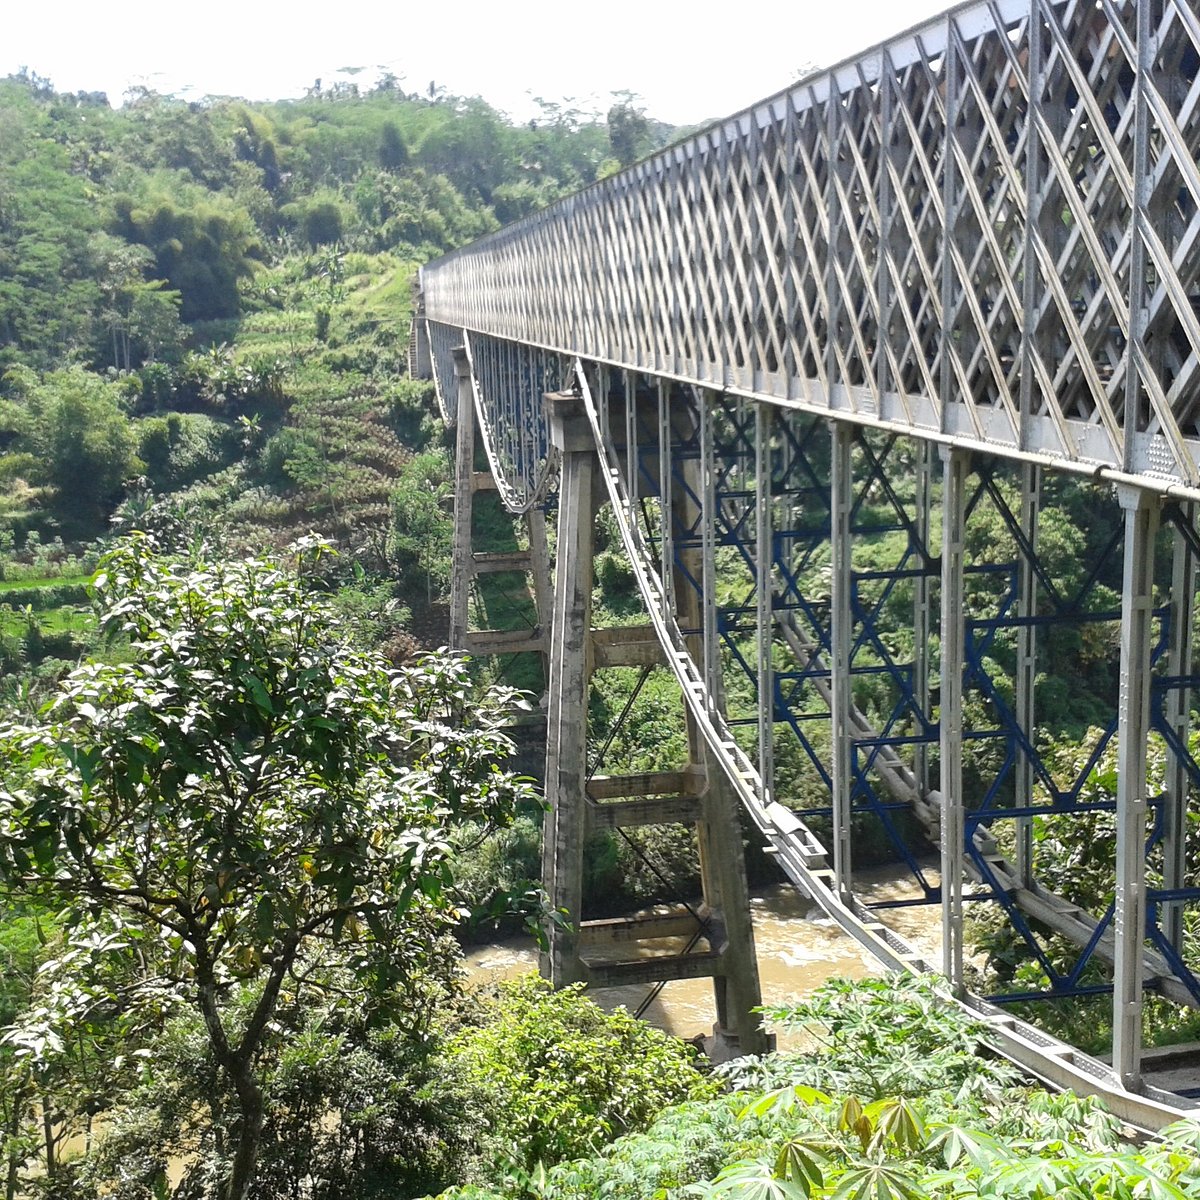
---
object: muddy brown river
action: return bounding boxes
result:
[465,863,944,1040]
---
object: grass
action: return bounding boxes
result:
[0,573,91,593]
[0,605,93,638]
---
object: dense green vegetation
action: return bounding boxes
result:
[436,976,1200,1200]
[0,68,672,716]
[1,58,1199,1200]
[0,68,684,1197]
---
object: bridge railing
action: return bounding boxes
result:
[420,0,1200,490]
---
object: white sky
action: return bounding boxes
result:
[3,0,952,126]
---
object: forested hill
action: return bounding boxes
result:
[0,69,674,554]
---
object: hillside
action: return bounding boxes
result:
[0,70,675,707]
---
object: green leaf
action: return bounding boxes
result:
[927,1120,1005,1169]
[830,1163,928,1200]
[739,1084,832,1120]
[866,1098,926,1153]
[982,1157,1073,1198]
[700,1159,811,1200]
[244,672,274,713]
[255,894,274,941]
[774,1140,825,1195]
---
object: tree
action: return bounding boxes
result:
[0,903,43,1200]
[379,120,409,171]
[0,535,532,1200]
[606,92,652,167]
[110,179,263,322]
[3,364,140,527]
[90,233,184,369]
[445,974,717,1170]
[0,89,102,369]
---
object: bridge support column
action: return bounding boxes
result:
[541,391,597,986]
[912,441,934,801]
[755,403,775,804]
[1163,506,1195,952]
[1014,464,1041,888]
[939,446,968,993]
[676,423,767,1055]
[449,349,476,652]
[1112,485,1159,1091]
[830,420,854,899]
[540,387,768,1056]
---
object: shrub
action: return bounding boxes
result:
[0,582,88,610]
[445,974,717,1169]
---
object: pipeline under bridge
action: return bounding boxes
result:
[414,0,1200,1131]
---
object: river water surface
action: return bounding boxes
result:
[465,863,944,1040]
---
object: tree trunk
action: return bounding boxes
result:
[4,1082,26,1200]
[41,1100,55,1181]
[224,1064,265,1200]
[195,938,295,1200]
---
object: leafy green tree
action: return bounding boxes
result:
[281,194,348,248]
[111,177,263,321]
[3,365,139,526]
[232,106,283,193]
[353,169,498,255]
[0,535,532,1200]
[0,903,45,1200]
[0,88,102,368]
[379,121,409,172]
[115,90,243,192]
[389,448,454,594]
[90,232,184,369]
[83,973,492,1200]
[606,92,652,167]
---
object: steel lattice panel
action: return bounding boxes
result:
[421,0,1200,490]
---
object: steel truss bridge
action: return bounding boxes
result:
[415,0,1200,1129]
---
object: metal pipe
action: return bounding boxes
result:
[1164,504,1196,951]
[1014,462,1041,887]
[756,402,776,806]
[448,347,477,651]
[700,390,721,712]
[912,440,934,800]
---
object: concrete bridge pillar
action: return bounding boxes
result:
[540,390,598,985]
[540,387,768,1057]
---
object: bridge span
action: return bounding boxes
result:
[415,0,1200,1129]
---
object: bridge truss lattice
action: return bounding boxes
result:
[417,0,1200,1130]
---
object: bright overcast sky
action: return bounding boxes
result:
[4,0,953,126]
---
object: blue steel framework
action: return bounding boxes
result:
[423,321,1200,1124]
[418,0,1200,1126]
[609,374,1200,1007]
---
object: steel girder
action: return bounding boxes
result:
[427,325,563,513]
[555,361,1197,1126]
[418,324,1200,1107]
